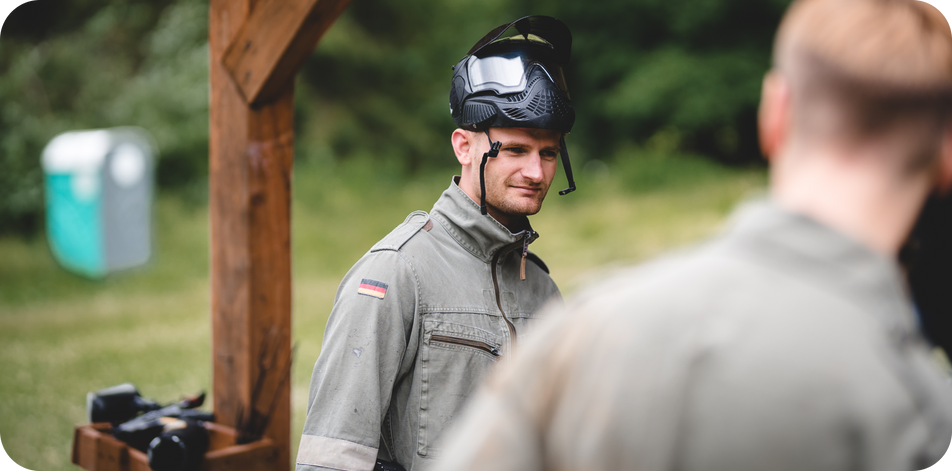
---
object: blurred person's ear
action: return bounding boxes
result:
[935,125,952,195]
[758,71,790,162]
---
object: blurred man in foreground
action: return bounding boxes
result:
[434,1,952,470]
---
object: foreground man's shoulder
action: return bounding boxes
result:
[570,246,705,302]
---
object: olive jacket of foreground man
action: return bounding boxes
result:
[437,200,952,471]
[295,178,559,471]
[434,1,952,470]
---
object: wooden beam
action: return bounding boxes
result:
[209,0,299,469]
[222,0,352,106]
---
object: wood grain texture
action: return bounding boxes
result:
[71,425,130,471]
[204,439,278,471]
[71,423,276,471]
[209,0,297,469]
[210,0,252,440]
[72,426,102,470]
[222,0,352,105]
[127,448,150,471]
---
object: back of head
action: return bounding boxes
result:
[774,0,952,169]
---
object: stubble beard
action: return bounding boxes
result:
[484,175,550,218]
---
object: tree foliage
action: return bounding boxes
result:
[295,0,790,172]
[0,0,791,236]
[0,0,208,235]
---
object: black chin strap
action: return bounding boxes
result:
[479,129,501,215]
[558,135,576,196]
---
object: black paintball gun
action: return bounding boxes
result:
[147,418,211,471]
[111,390,213,451]
[86,383,215,470]
[86,383,162,426]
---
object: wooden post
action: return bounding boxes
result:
[209,0,350,469]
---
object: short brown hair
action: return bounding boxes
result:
[775,0,952,169]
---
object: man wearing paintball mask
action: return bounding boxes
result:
[295,16,579,471]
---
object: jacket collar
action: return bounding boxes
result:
[722,199,916,336]
[430,176,537,263]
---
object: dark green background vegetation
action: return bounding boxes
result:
[0,0,790,236]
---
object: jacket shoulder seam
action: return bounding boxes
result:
[371,211,429,253]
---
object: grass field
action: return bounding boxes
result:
[0,153,765,471]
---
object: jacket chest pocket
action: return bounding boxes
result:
[430,334,500,357]
[418,317,501,457]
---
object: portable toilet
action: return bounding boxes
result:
[41,127,156,278]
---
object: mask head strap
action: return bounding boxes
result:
[558,135,576,196]
[479,129,501,215]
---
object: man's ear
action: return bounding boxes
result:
[452,129,474,166]
[935,125,952,195]
[758,71,791,162]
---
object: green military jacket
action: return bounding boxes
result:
[295,177,561,471]
[436,200,952,471]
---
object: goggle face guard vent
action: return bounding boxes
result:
[460,67,575,132]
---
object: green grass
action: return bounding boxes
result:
[0,153,765,471]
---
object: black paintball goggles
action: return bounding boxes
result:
[450,15,578,213]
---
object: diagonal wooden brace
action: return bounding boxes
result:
[222,0,353,106]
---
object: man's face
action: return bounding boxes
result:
[471,127,561,226]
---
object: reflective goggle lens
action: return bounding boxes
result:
[469,56,527,89]
[466,50,567,95]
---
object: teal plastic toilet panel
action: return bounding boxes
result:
[45,173,105,278]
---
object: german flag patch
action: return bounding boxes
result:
[358,279,388,299]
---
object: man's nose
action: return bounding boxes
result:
[521,152,544,182]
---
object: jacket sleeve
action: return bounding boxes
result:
[296,250,418,471]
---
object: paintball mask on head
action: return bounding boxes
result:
[450,15,577,215]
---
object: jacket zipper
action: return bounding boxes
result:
[491,230,538,351]
[491,248,518,350]
[520,232,531,280]
[430,335,500,357]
